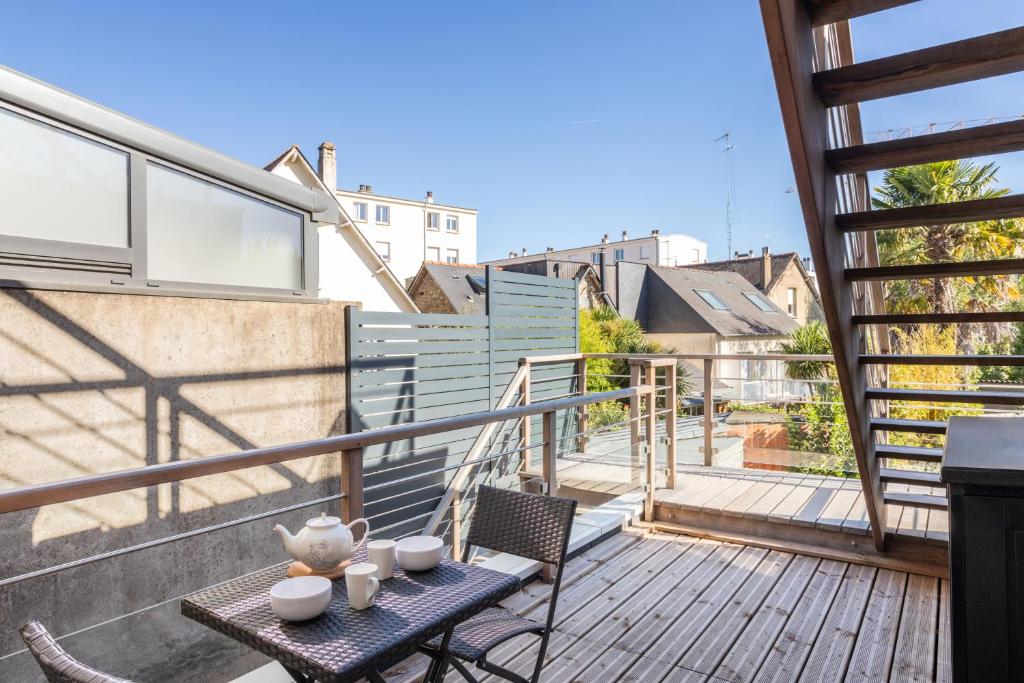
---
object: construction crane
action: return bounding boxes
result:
[714,132,737,259]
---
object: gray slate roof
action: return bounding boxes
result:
[641,264,798,337]
[679,251,800,294]
[420,263,489,315]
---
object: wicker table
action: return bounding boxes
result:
[181,556,521,682]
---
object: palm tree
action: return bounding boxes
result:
[873,161,1024,317]
[778,321,833,387]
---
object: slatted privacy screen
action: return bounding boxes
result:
[347,268,579,540]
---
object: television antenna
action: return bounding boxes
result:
[715,132,737,258]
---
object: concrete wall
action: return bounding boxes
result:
[0,288,350,682]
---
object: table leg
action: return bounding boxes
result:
[367,673,388,683]
[423,628,454,683]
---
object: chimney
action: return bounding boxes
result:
[621,230,628,241]
[317,141,337,192]
[509,251,517,258]
[546,247,554,252]
[651,228,660,236]
[600,234,608,244]
[760,246,772,288]
[521,247,527,257]
[426,191,434,204]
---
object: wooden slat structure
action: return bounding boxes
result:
[759,1,1024,548]
[380,529,951,682]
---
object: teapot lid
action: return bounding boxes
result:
[307,512,341,528]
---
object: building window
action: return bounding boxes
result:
[427,212,439,230]
[639,245,650,259]
[147,164,303,290]
[446,215,459,233]
[744,291,776,312]
[787,287,797,316]
[694,289,729,310]
[353,202,368,222]
[375,241,391,261]
[591,252,601,265]
[446,248,459,264]
[375,205,390,224]
[1,107,129,249]
[427,246,440,262]
[614,248,625,261]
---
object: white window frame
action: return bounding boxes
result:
[446,248,459,264]
[375,204,391,225]
[639,245,651,259]
[445,214,459,233]
[787,287,797,316]
[0,99,320,301]
[591,252,601,265]
[375,241,391,262]
[426,212,440,231]
[353,202,368,222]
[426,246,440,262]
[613,248,625,261]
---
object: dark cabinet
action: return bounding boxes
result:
[942,416,1024,682]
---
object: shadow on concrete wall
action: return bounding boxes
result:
[0,288,348,681]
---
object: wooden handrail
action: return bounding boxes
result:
[0,385,651,515]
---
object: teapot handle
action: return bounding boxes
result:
[347,517,370,554]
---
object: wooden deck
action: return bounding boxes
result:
[382,528,951,682]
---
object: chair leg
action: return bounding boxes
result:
[450,658,480,682]
[476,659,530,683]
[423,628,454,683]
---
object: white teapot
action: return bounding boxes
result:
[274,513,369,572]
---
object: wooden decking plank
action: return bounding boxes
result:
[742,480,800,520]
[578,543,746,676]
[679,474,758,512]
[721,479,779,518]
[713,555,822,682]
[749,559,848,682]
[895,489,930,541]
[556,537,693,637]
[790,482,840,528]
[678,551,795,675]
[797,562,876,682]
[889,574,939,683]
[814,486,861,533]
[937,579,952,683]
[700,475,773,514]
[846,569,908,681]
[480,630,579,682]
[840,487,872,535]
[641,546,772,666]
[657,470,731,507]
[613,655,710,682]
[766,480,820,525]
[499,530,642,612]
[925,507,950,546]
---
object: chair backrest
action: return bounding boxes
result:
[20,621,133,683]
[464,485,577,566]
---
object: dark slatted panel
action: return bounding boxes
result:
[346,268,578,540]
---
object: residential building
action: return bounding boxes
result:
[679,246,821,326]
[307,142,478,284]
[617,261,799,399]
[484,230,708,269]
[265,144,417,312]
[408,260,606,315]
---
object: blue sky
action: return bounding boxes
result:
[4,1,1023,262]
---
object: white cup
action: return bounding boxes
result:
[367,540,397,580]
[345,562,380,610]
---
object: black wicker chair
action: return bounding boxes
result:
[420,485,577,683]
[20,621,133,683]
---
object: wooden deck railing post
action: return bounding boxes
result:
[703,358,714,467]
[628,361,644,487]
[341,447,365,540]
[576,356,588,453]
[451,486,462,559]
[643,370,656,522]
[666,363,678,489]
[520,360,532,471]
[541,408,559,583]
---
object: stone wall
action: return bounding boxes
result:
[408,271,458,314]
[0,288,350,682]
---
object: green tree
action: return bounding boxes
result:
[873,161,1024,323]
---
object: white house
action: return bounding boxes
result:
[265,144,417,312]
[484,230,707,269]
[312,143,478,284]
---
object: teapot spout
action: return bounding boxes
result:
[273,524,299,557]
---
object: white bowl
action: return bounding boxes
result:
[270,576,332,621]
[395,535,444,571]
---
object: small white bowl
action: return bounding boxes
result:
[395,535,444,571]
[270,576,332,621]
